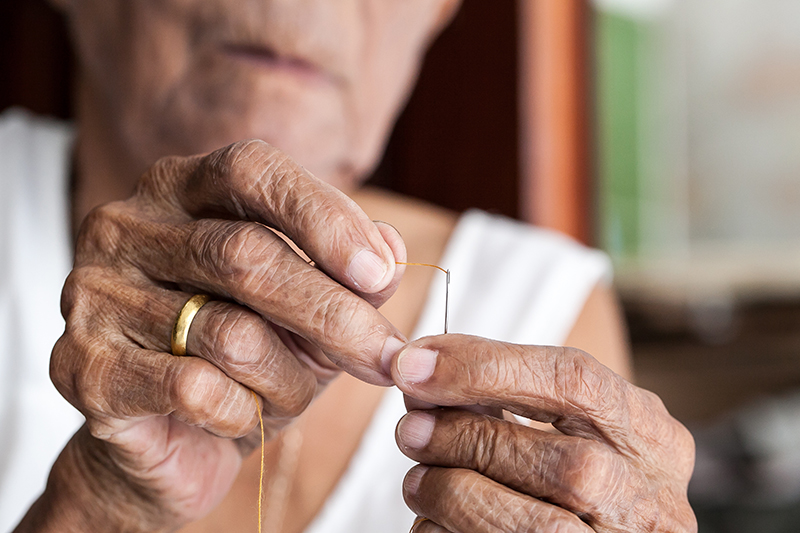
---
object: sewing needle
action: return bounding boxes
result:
[395,262,450,335]
[444,269,450,334]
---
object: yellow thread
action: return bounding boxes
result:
[251,391,265,533]
[396,261,448,274]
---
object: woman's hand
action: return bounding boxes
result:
[31,140,408,532]
[392,335,696,533]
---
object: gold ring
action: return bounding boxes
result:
[410,517,430,532]
[171,294,211,356]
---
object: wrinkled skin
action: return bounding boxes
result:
[15,0,697,531]
[63,0,460,191]
[44,140,409,531]
[394,336,697,533]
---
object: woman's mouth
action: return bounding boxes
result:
[221,43,335,85]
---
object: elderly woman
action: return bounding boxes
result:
[1,0,695,531]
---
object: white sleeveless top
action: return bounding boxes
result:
[0,109,610,532]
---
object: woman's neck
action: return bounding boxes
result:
[71,79,145,242]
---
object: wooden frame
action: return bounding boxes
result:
[519,0,592,243]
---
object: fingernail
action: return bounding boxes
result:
[381,336,406,376]
[397,348,438,384]
[404,465,428,497]
[397,412,435,449]
[348,249,389,291]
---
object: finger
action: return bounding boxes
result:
[141,140,397,294]
[403,393,502,418]
[403,465,594,533]
[81,206,406,385]
[51,334,264,442]
[157,220,404,385]
[132,293,322,417]
[63,267,323,418]
[390,334,678,452]
[396,409,624,522]
[55,272,262,439]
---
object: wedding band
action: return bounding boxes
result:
[171,294,211,356]
[410,517,430,532]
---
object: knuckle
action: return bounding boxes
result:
[138,154,192,202]
[463,339,518,394]
[49,334,77,400]
[674,421,696,469]
[218,223,269,273]
[218,139,273,170]
[554,346,614,409]
[225,139,289,185]
[75,201,132,259]
[631,386,697,478]
[172,358,237,427]
[135,156,204,209]
[307,286,393,366]
[558,441,618,512]
[60,268,90,319]
[143,154,183,183]
[637,386,670,416]
[188,221,281,293]
[211,309,273,371]
[173,359,219,416]
[637,387,675,428]
[455,416,503,472]
[184,221,222,274]
[51,306,125,417]
[72,342,114,415]
[209,310,318,418]
[60,267,98,314]
[228,140,312,223]
[313,287,365,346]
[463,340,547,399]
[60,267,125,332]
[209,140,285,214]
[435,468,476,505]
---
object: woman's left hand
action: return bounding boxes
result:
[391,334,696,533]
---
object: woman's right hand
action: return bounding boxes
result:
[24,140,408,532]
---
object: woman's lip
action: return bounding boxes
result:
[221,44,335,84]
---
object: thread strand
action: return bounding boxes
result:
[251,391,265,533]
[395,261,448,274]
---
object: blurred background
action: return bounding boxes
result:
[4,0,800,530]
